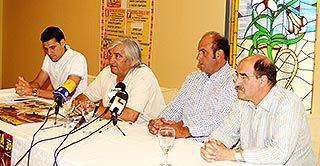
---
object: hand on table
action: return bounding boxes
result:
[148,118,191,138]
[148,117,167,135]
[200,139,235,162]
[15,76,33,96]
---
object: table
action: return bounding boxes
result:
[0,89,253,166]
[2,120,248,166]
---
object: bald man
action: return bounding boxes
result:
[200,54,316,165]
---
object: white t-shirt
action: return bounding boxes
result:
[41,45,88,99]
[84,65,165,124]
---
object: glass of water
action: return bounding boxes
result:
[79,101,96,134]
[158,126,175,166]
[62,100,75,128]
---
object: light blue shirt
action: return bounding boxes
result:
[160,63,237,142]
[209,85,317,165]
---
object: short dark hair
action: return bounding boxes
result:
[203,31,230,62]
[40,26,65,43]
[254,59,277,87]
[213,37,230,61]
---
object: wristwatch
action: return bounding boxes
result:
[234,150,244,162]
[32,88,39,97]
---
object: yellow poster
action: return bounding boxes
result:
[127,0,150,9]
[100,0,154,68]
[105,8,126,41]
[126,9,150,63]
[107,0,122,8]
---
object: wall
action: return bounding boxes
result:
[308,2,320,159]
[0,0,3,88]
[2,0,226,90]
[151,0,227,88]
[313,3,320,119]
[2,0,101,88]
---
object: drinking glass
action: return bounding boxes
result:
[79,101,96,134]
[158,126,175,166]
[62,100,75,128]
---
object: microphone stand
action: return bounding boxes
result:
[53,115,114,165]
[15,109,108,166]
[48,97,66,125]
[110,109,126,136]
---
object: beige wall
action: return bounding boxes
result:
[2,0,101,88]
[2,0,226,90]
[312,3,320,117]
[151,0,227,88]
[308,2,320,159]
[0,0,3,88]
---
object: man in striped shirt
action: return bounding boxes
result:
[148,31,237,142]
[200,54,316,165]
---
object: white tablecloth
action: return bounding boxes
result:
[0,88,254,166]
[1,118,263,166]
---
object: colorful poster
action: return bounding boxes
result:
[105,9,126,41]
[0,130,12,166]
[100,0,154,69]
[230,0,318,112]
[0,100,51,125]
[127,0,150,9]
[126,9,151,63]
[107,0,121,8]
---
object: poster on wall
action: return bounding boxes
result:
[100,0,155,69]
[230,0,318,112]
[0,130,12,166]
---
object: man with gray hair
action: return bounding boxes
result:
[75,37,165,123]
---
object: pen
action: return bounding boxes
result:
[13,98,29,101]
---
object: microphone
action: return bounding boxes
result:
[108,82,126,99]
[52,79,77,114]
[110,90,128,125]
[74,82,126,129]
[105,82,126,109]
[115,82,126,91]
[53,79,77,102]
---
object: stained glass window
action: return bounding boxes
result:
[230,0,317,112]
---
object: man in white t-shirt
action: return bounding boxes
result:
[15,26,87,99]
[74,37,165,124]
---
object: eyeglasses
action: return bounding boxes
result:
[232,72,257,83]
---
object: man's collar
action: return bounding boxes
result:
[248,85,278,112]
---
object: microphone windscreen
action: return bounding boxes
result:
[53,79,77,102]
[109,91,128,115]
[115,82,126,91]
[117,91,128,100]
[62,79,77,93]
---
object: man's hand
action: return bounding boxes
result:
[148,119,191,138]
[163,120,191,138]
[148,117,166,135]
[71,94,92,116]
[15,76,33,96]
[200,139,235,162]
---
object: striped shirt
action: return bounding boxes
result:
[160,63,237,142]
[209,85,317,165]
